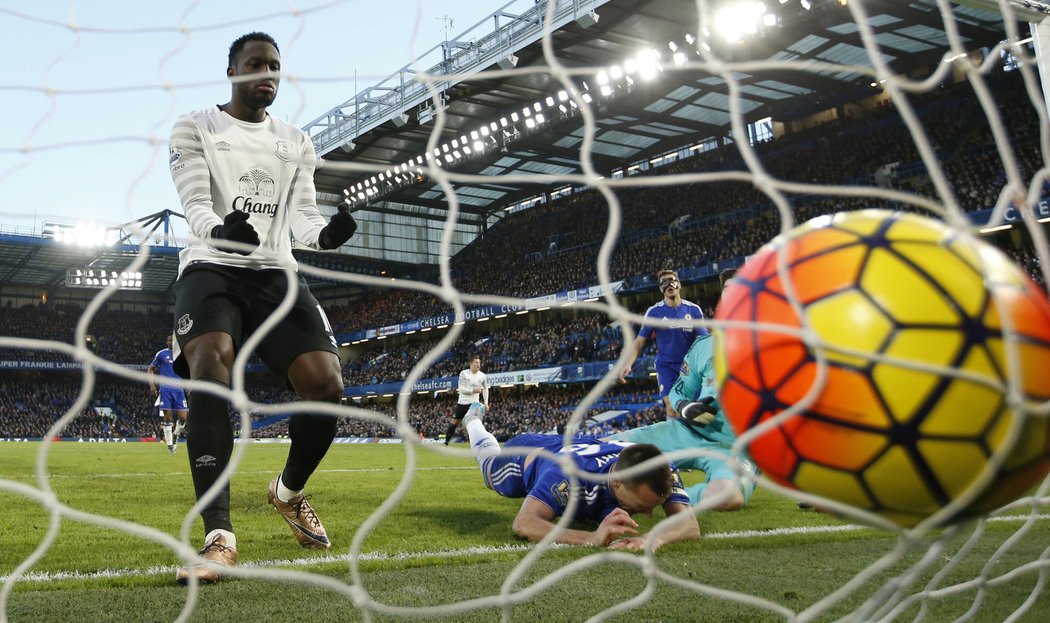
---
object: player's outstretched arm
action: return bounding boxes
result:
[619,335,647,382]
[656,501,700,545]
[512,498,638,547]
[609,502,700,551]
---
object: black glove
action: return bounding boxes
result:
[676,396,718,426]
[318,203,358,250]
[210,210,259,255]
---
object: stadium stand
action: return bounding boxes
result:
[325,71,1045,334]
[255,383,666,442]
[0,66,1046,441]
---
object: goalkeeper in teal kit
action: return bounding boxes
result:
[608,269,758,510]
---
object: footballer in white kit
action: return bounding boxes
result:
[444,354,488,445]
[167,32,358,585]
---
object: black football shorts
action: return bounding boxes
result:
[172,263,339,380]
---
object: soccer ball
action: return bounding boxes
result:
[714,210,1050,528]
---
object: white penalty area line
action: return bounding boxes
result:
[1,543,540,584]
[4,514,1048,585]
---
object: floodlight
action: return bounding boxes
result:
[66,268,143,290]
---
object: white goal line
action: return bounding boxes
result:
[4,514,1047,585]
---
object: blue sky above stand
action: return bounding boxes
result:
[0,0,525,242]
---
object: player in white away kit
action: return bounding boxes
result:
[148,334,188,454]
[444,354,489,445]
[168,32,358,585]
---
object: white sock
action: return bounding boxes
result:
[173,420,185,438]
[465,418,500,465]
[205,528,236,550]
[162,424,173,446]
[276,474,302,503]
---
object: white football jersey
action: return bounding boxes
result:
[457,368,488,405]
[169,107,328,276]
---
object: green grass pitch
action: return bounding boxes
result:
[1,442,1047,622]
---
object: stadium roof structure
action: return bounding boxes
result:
[306,0,1020,224]
[0,0,1026,296]
[0,211,414,296]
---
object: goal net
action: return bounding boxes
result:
[1,0,1049,621]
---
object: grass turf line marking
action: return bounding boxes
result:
[4,514,1048,584]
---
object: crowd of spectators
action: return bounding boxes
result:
[325,72,1046,335]
[253,383,665,441]
[0,373,159,438]
[340,312,636,387]
[0,303,171,364]
[1,369,663,442]
[0,371,301,440]
[1005,243,1045,288]
[2,72,1048,440]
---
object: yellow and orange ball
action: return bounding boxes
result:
[714,210,1050,527]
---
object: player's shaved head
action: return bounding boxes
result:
[228,32,280,69]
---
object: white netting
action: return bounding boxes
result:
[1,0,1049,621]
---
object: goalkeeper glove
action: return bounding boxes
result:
[318,203,358,250]
[676,397,718,426]
[210,210,259,255]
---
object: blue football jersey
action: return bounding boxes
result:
[638,300,707,366]
[150,348,179,379]
[523,435,690,522]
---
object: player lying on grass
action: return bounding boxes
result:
[607,268,759,511]
[462,404,700,549]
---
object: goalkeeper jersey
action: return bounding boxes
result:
[667,334,738,448]
[168,106,328,277]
